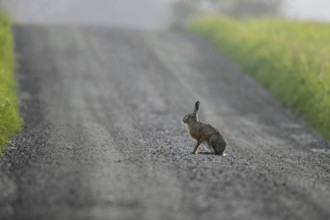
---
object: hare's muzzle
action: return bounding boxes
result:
[182,115,189,124]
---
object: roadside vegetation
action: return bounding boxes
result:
[0,10,22,153]
[189,15,330,139]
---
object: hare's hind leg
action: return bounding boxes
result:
[210,135,226,156]
[192,141,201,155]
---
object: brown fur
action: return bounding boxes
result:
[182,101,227,155]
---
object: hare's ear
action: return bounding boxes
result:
[194,101,200,113]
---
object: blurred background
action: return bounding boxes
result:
[1,0,329,138]
[0,0,329,28]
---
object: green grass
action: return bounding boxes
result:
[0,10,22,153]
[189,15,330,139]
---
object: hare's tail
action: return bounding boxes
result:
[213,139,227,156]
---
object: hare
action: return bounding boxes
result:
[182,101,227,155]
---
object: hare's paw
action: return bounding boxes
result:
[191,151,199,155]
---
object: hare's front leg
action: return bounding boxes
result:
[192,141,201,155]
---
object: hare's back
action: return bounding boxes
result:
[200,122,220,136]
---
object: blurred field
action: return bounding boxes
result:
[0,10,21,152]
[189,15,330,139]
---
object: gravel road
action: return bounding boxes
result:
[0,25,329,220]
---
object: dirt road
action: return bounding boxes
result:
[0,25,329,220]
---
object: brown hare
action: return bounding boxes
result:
[182,101,227,155]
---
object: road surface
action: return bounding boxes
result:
[0,25,329,220]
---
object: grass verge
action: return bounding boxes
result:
[189,15,330,139]
[0,9,22,153]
